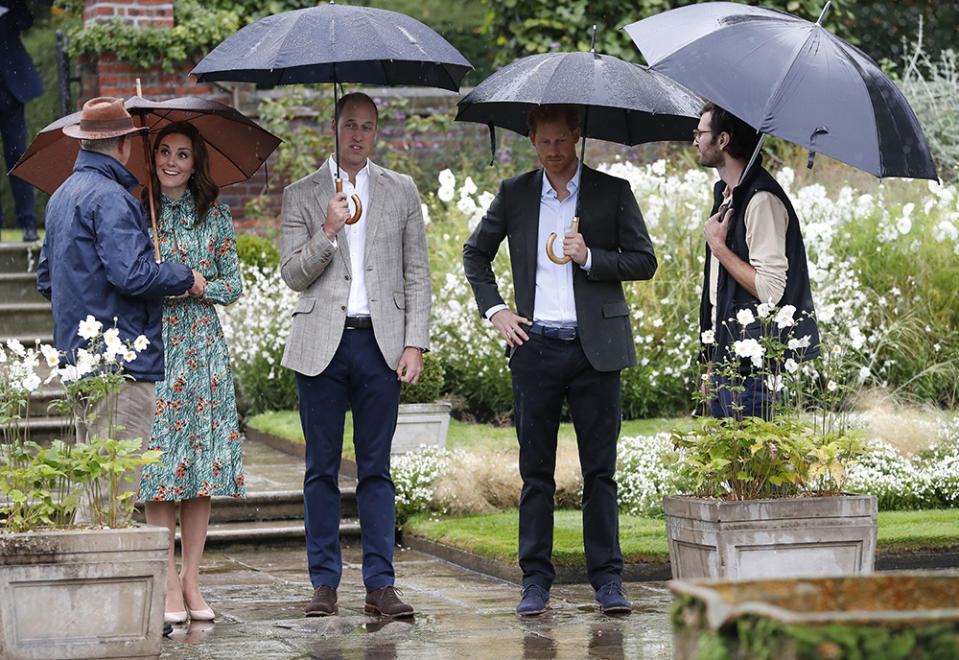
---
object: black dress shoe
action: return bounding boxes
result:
[22,228,38,242]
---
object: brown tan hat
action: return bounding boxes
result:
[62,97,148,140]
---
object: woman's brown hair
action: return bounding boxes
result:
[143,122,219,226]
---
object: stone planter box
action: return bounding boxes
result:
[392,402,451,454]
[664,494,877,580]
[671,572,959,659]
[0,526,167,659]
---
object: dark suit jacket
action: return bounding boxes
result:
[0,1,43,103]
[463,164,657,372]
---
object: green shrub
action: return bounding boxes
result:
[235,233,280,270]
[400,353,445,404]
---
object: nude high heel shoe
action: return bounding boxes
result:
[187,605,215,622]
[164,610,188,624]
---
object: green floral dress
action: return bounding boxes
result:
[139,190,246,501]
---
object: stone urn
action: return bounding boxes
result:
[0,526,168,659]
[391,402,452,454]
[664,494,878,580]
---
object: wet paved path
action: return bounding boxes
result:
[161,437,674,658]
[161,544,674,659]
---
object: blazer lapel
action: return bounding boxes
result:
[363,161,383,268]
[311,165,351,272]
[520,169,544,307]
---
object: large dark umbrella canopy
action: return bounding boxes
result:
[456,51,701,146]
[624,2,937,180]
[191,3,472,91]
[11,96,281,195]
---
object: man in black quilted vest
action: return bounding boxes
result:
[695,102,820,420]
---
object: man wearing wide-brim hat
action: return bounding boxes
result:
[37,96,206,523]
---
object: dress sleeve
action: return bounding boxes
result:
[202,203,243,305]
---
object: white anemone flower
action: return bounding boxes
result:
[438,168,455,188]
[460,176,478,197]
[827,380,838,392]
[77,315,102,340]
[20,373,41,392]
[437,185,455,203]
[756,302,774,318]
[736,308,755,326]
[134,335,150,352]
[700,329,715,345]
[784,358,799,374]
[123,350,137,362]
[765,374,784,392]
[6,338,26,357]
[773,305,796,328]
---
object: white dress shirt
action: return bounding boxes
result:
[327,156,372,317]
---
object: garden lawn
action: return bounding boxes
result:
[403,509,959,565]
[245,410,682,455]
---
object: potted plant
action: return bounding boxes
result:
[393,352,451,454]
[664,304,877,580]
[0,322,168,660]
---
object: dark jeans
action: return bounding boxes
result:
[709,372,777,420]
[0,83,36,231]
[296,328,401,591]
[510,334,623,591]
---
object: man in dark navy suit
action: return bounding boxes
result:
[0,0,43,242]
[463,104,657,616]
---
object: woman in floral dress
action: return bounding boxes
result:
[139,122,245,624]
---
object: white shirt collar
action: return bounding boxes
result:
[540,161,582,200]
[326,155,370,183]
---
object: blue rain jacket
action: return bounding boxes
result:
[37,149,193,381]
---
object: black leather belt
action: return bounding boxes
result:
[345,316,373,330]
[527,322,577,341]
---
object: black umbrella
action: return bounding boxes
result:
[191,2,472,222]
[623,1,937,181]
[456,38,701,263]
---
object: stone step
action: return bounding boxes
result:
[0,416,73,445]
[27,388,67,420]
[189,518,361,547]
[0,242,42,274]
[207,486,358,523]
[0,301,53,337]
[0,332,54,348]
[0,272,45,303]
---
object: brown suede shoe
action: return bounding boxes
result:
[305,586,337,616]
[365,585,414,618]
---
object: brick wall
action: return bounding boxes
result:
[83,0,173,28]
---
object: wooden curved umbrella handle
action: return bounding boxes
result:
[335,178,363,225]
[545,217,580,265]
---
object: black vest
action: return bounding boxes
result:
[699,162,821,365]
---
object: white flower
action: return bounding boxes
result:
[736,308,755,326]
[421,203,430,225]
[58,364,80,383]
[123,350,137,362]
[438,185,454,203]
[784,358,799,374]
[787,335,812,351]
[476,191,495,214]
[134,335,150,352]
[766,374,784,392]
[756,302,774,318]
[773,305,796,328]
[20,373,41,391]
[456,195,478,217]
[438,168,455,188]
[77,315,102,340]
[6,338,25,357]
[460,176,477,197]
[897,215,912,235]
[701,329,715,345]
[733,338,764,368]
[858,366,870,382]
[827,380,838,392]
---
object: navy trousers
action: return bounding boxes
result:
[0,83,36,232]
[510,334,623,591]
[296,328,400,592]
[709,372,776,420]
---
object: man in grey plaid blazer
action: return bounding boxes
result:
[280,93,431,619]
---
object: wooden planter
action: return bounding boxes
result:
[392,402,452,454]
[664,494,878,580]
[0,526,167,660]
[671,572,959,659]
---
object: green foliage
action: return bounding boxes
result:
[235,233,280,270]
[67,0,239,72]
[481,0,856,68]
[400,353,445,404]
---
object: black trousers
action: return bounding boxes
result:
[510,334,623,590]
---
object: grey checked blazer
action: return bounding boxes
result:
[279,160,431,376]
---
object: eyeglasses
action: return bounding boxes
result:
[692,129,712,142]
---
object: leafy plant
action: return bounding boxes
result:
[0,323,161,532]
[400,353,445,404]
[672,304,869,500]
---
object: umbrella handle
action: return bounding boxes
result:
[545,217,580,264]
[335,178,363,225]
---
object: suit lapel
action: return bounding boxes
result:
[363,161,383,269]
[521,169,544,307]
[311,165,352,273]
